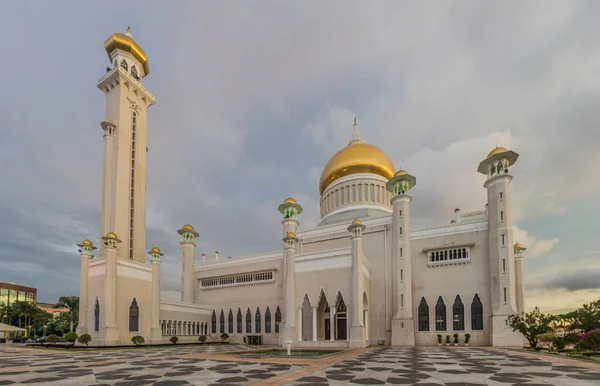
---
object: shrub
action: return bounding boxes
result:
[45,334,60,345]
[537,333,558,351]
[131,335,145,346]
[578,329,600,352]
[64,331,78,345]
[563,331,582,347]
[445,335,451,345]
[453,333,459,344]
[37,338,46,344]
[77,334,92,346]
[220,333,229,343]
[198,335,207,344]
[465,333,471,344]
[437,334,442,344]
[170,336,179,345]
[554,336,566,350]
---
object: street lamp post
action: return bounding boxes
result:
[28,325,32,339]
[43,325,47,337]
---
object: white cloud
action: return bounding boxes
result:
[513,225,559,258]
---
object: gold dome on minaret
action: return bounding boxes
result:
[319,118,395,194]
[104,27,150,76]
[487,146,508,158]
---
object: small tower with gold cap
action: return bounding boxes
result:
[347,219,367,348]
[513,242,527,314]
[100,232,121,344]
[478,146,521,346]
[177,224,199,303]
[76,239,97,335]
[386,169,417,346]
[148,246,164,342]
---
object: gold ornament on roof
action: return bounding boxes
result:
[286,232,296,238]
[105,232,118,239]
[514,242,524,249]
[284,197,297,204]
[487,146,508,158]
[81,239,92,246]
[104,28,150,76]
[183,224,195,231]
[351,219,362,225]
[394,169,408,177]
[150,247,161,254]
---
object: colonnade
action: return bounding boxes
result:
[160,320,208,336]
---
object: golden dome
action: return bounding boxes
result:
[514,242,523,249]
[81,239,92,246]
[285,232,296,238]
[454,207,460,212]
[284,197,297,204]
[104,29,150,76]
[351,219,362,225]
[182,224,195,231]
[319,143,395,194]
[150,246,161,254]
[487,146,508,158]
[105,232,118,239]
[450,219,456,223]
[394,169,407,177]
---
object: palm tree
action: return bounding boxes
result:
[55,296,79,332]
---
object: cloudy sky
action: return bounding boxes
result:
[1,1,598,314]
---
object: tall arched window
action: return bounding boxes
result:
[211,310,216,333]
[131,65,139,79]
[255,307,261,333]
[94,297,100,332]
[275,306,282,333]
[265,307,272,333]
[246,308,252,333]
[227,309,233,333]
[237,308,242,333]
[453,295,465,330]
[471,294,484,330]
[435,296,447,331]
[418,297,429,331]
[129,298,139,332]
[219,310,225,333]
[120,59,128,71]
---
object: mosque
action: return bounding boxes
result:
[76,29,527,347]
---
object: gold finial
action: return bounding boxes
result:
[348,116,364,146]
[126,26,132,37]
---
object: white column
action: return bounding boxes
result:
[100,121,116,257]
[297,307,303,341]
[312,306,317,341]
[330,307,335,341]
[515,253,525,314]
[364,310,369,342]
[77,251,92,334]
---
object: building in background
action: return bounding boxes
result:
[37,303,69,318]
[0,282,37,306]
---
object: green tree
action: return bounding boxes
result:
[55,296,79,332]
[78,334,92,346]
[507,307,553,348]
[64,331,78,346]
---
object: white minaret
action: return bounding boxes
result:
[348,219,366,348]
[387,169,417,346]
[177,224,199,303]
[98,27,155,262]
[278,198,303,347]
[101,232,121,345]
[148,246,163,343]
[76,239,97,335]
[477,146,522,347]
[513,242,527,314]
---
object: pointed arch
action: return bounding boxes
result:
[453,295,465,330]
[471,294,484,330]
[316,287,328,308]
[275,306,282,333]
[219,309,225,333]
[418,297,429,331]
[211,310,216,333]
[120,59,128,71]
[94,297,100,332]
[228,309,233,334]
[245,307,252,333]
[265,307,272,333]
[128,298,139,332]
[435,296,447,331]
[255,307,261,333]
[236,308,242,333]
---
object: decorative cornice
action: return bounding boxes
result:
[97,66,156,106]
[194,250,282,271]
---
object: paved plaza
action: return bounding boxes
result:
[0,345,599,385]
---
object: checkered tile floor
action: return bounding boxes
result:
[1,345,599,385]
[288,347,600,385]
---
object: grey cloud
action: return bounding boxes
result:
[544,267,600,292]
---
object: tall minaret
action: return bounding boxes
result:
[387,169,417,347]
[513,242,527,314]
[76,239,97,335]
[278,198,303,347]
[98,27,155,262]
[348,219,366,348]
[477,146,522,346]
[177,224,199,303]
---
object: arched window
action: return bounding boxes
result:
[265,307,272,333]
[228,309,233,334]
[255,307,261,333]
[471,294,484,330]
[219,310,225,333]
[94,297,100,332]
[129,298,139,332]
[131,65,139,79]
[246,308,252,333]
[435,296,447,331]
[237,308,242,333]
[453,295,465,330]
[211,310,216,333]
[275,306,282,333]
[418,297,429,331]
[120,59,128,71]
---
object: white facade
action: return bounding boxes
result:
[78,30,526,347]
